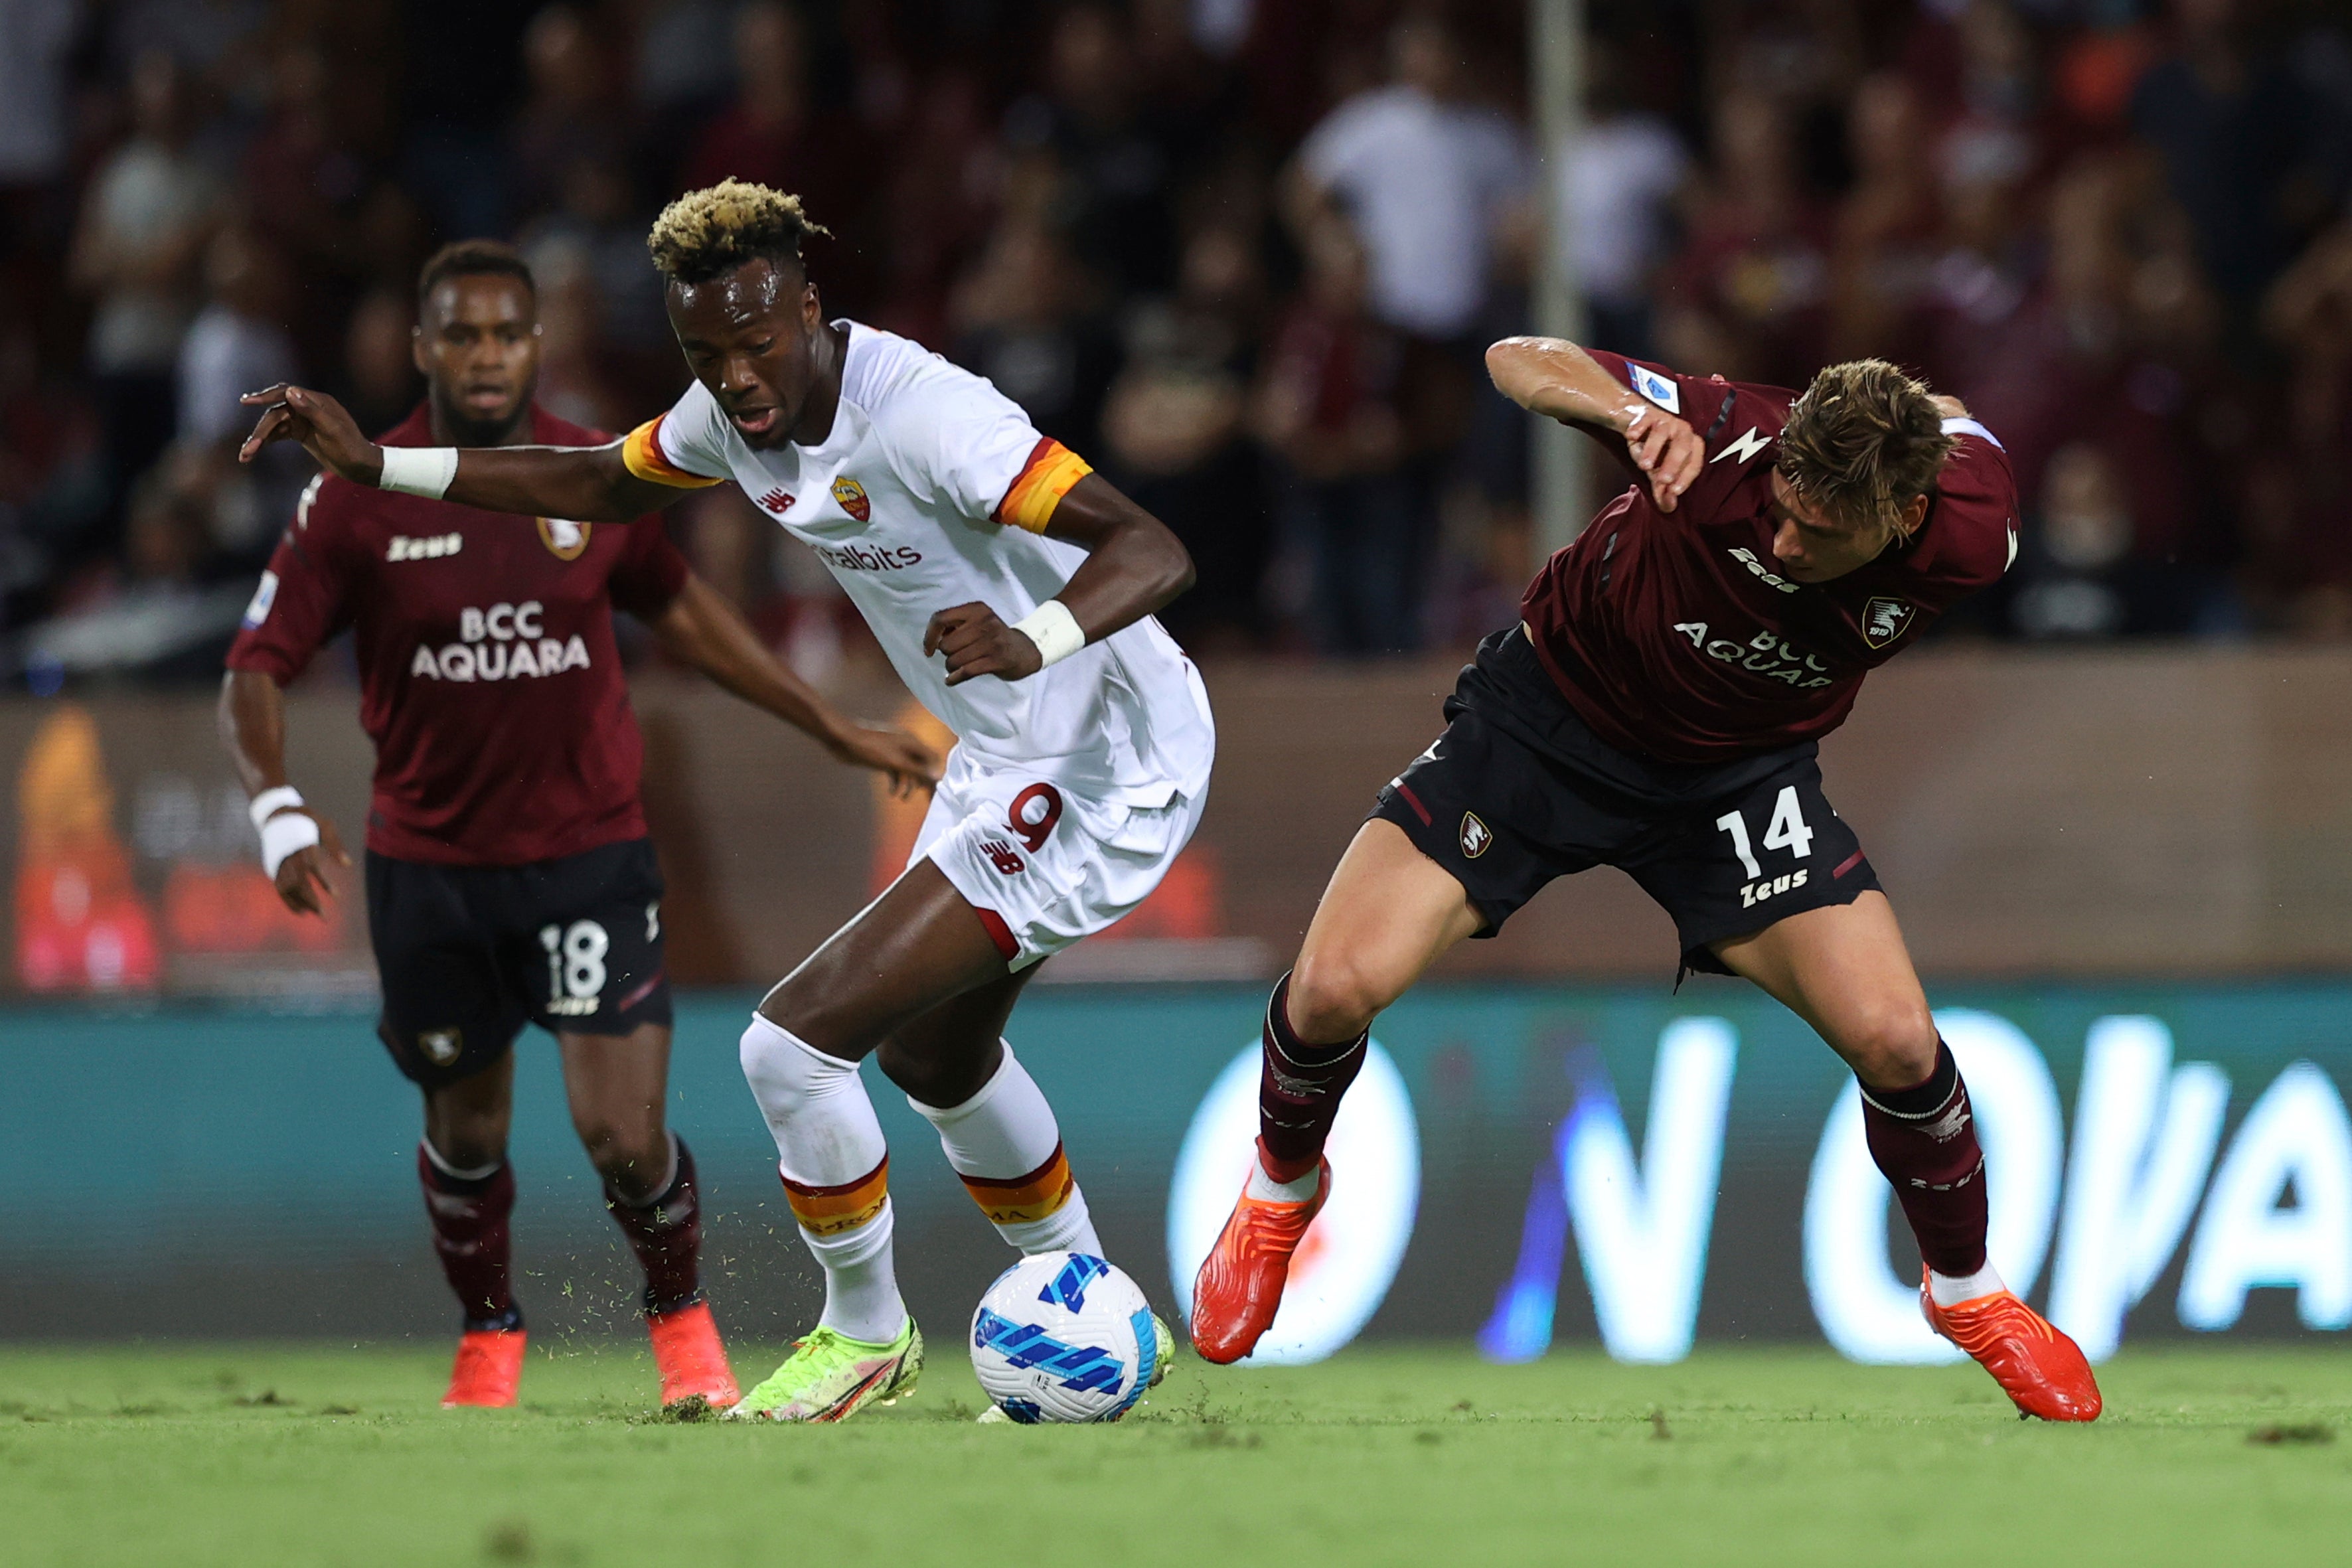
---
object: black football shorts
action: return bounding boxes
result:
[1370,626,1883,979]
[366,836,673,1087]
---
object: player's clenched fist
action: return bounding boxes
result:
[924,601,1044,686]
[238,384,384,485]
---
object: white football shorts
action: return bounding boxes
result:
[909,749,1207,970]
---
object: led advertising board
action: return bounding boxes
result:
[3,984,2347,1354]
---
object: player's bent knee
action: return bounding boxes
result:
[1837,1003,1940,1089]
[1287,949,1394,1044]
[739,1018,812,1113]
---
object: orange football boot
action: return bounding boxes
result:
[1921,1269,2102,1422]
[442,1326,526,1408]
[648,1300,739,1410]
[1188,1154,1330,1365]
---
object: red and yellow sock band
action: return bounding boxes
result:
[621,416,725,489]
[992,439,1092,533]
[780,1157,890,1237]
[957,1144,1075,1227]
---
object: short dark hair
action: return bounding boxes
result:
[1776,359,1955,533]
[647,180,829,285]
[416,239,535,305]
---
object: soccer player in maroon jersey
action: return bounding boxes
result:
[1188,337,2103,1421]
[218,241,938,1410]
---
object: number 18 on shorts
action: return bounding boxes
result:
[366,837,675,1087]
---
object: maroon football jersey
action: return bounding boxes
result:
[226,406,690,866]
[1520,351,2018,763]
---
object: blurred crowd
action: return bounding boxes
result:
[2,0,2351,686]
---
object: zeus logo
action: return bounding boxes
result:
[1711,427,1772,466]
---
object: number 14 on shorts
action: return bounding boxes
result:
[1716,786,1814,909]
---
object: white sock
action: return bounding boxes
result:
[1928,1258,2007,1308]
[739,1014,907,1341]
[1245,1150,1323,1204]
[802,1195,906,1343]
[909,1042,1103,1256]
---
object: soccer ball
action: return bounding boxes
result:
[969,1251,1159,1423]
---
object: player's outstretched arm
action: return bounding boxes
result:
[922,473,1194,686]
[647,574,942,797]
[1485,336,1705,512]
[218,669,351,916]
[236,384,678,522]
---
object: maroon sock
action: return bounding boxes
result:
[417,1144,520,1332]
[1257,973,1369,1182]
[605,1135,705,1317]
[1858,1040,1989,1277]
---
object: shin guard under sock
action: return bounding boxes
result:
[910,1042,1102,1257]
[603,1133,706,1317]
[1858,1040,1990,1278]
[1257,973,1368,1182]
[418,1142,520,1332]
[738,1013,906,1342]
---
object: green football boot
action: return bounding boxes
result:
[726,1318,923,1423]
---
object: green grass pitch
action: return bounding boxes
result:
[2,1343,2347,1566]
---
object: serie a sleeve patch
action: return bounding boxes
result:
[621,416,726,489]
[1629,363,1682,416]
[992,437,1093,533]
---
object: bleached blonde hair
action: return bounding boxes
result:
[646,179,830,285]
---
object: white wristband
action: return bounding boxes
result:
[1010,600,1085,668]
[260,810,321,879]
[377,445,459,499]
[248,786,304,832]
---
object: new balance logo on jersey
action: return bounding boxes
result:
[1863,597,1915,649]
[388,532,462,562]
[1711,426,1772,466]
[756,489,796,514]
[979,838,1025,874]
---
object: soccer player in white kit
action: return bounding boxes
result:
[239,181,1215,1421]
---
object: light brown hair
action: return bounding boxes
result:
[1776,359,1954,534]
[646,179,831,285]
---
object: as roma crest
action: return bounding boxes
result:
[1861,596,1915,649]
[537,516,591,561]
[830,476,872,522]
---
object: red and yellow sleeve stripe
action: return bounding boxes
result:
[992,437,1093,533]
[780,1157,891,1237]
[956,1145,1076,1227]
[621,416,724,489]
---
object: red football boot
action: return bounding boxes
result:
[1188,1156,1330,1366]
[442,1326,526,1408]
[648,1300,739,1411]
[1921,1269,2102,1422]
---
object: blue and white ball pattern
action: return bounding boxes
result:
[969,1251,1158,1423]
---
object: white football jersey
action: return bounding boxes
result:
[621,323,1214,805]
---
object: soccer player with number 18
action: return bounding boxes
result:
[220,241,938,1410]
[1191,338,2103,1422]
